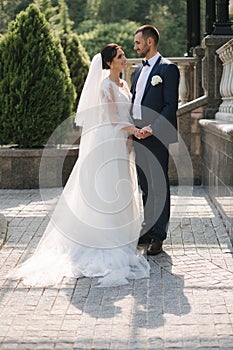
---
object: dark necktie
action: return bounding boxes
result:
[142,59,150,67]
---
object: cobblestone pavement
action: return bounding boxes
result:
[0,186,232,350]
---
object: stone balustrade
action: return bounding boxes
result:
[122,56,201,105]
[199,38,233,240]
[215,38,233,122]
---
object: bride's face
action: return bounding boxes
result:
[110,48,127,72]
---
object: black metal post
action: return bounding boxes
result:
[186,0,201,56]
[192,0,201,45]
[187,0,193,55]
[205,0,216,35]
[213,0,233,34]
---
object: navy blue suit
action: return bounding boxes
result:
[131,56,180,241]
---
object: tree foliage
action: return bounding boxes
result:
[61,33,90,108]
[76,0,187,57]
[0,0,33,33]
[79,20,140,59]
[33,0,90,106]
[33,0,57,23]
[0,4,75,147]
[0,0,187,57]
[65,0,87,28]
[97,0,137,23]
[148,1,187,57]
[51,0,74,34]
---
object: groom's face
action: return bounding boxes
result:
[134,32,150,58]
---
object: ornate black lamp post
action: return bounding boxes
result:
[186,0,201,56]
[205,0,216,35]
[213,0,233,34]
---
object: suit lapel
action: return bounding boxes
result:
[142,55,162,99]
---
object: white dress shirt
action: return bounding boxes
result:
[132,53,161,120]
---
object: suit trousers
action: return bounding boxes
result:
[134,135,170,241]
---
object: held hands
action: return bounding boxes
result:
[134,125,153,139]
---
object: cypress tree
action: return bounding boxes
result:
[34,0,90,108]
[0,4,75,148]
[61,33,90,108]
[52,0,90,108]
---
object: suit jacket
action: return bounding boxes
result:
[131,55,180,144]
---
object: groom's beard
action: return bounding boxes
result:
[139,45,150,58]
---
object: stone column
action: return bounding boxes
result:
[193,46,205,98]
[178,63,190,104]
[215,38,233,121]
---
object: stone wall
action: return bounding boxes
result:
[169,96,208,185]
[0,147,79,189]
[199,120,233,239]
[0,98,207,189]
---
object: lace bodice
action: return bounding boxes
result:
[100,78,133,129]
[101,78,132,102]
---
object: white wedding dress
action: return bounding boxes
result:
[7,55,150,287]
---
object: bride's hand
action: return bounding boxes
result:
[126,136,133,153]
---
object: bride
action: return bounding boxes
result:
[7,44,150,287]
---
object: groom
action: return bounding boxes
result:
[131,24,180,255]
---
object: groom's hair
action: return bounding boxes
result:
[135,25,160,46]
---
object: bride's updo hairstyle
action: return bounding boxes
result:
[101,43,122,69]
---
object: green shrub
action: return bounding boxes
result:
[0,4,76,148]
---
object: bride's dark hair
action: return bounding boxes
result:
[101,43,122,69]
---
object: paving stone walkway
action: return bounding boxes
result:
[0,186,232,350]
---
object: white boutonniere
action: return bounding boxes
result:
[151,75,162,86]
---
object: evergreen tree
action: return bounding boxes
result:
[65,0,87,29]
[61,32,90,108]
[51,0,74,34]
[53,0,90,107]
[0,4,75,147]
[85,0,101,20]
[33,0,57,23]
[49,0,90,107]
[33,0,90,106]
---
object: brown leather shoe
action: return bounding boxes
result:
[147,238,163,255]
